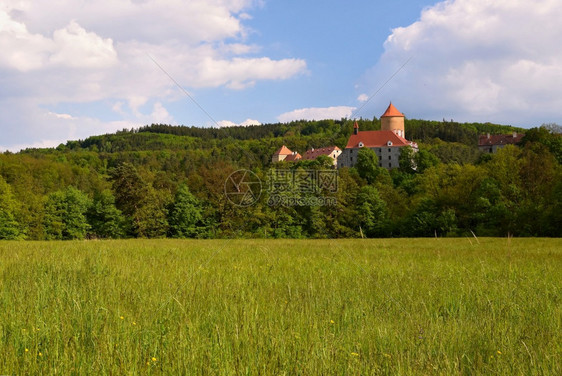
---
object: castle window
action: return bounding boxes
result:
[350,156,353,162]
[388,148,391,152]
[389,162,392,168]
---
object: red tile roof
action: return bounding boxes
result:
[478,133,524,146]
[273,145,293,155]
[284,152,302,161]
[345,130,417,149]
[303,146,341,160]
[381,102,404,118]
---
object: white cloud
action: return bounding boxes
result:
[0,0,306,149]
[357,94,369,103]
[240,119,261,126]
[0,139,63,152]
[218,118,261,127]
[238,13,253,20]
[196,57,307,89]
[0,13,117,71]
[0,97,174,152]
[149,102,174,124]
[359,0,562,126]
[0,9,52,71]
[47,112,76,120]
[217,120,238,127]
[49,21,117,68]
[278,106,355,123]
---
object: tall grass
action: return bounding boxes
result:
[0,238,560,374]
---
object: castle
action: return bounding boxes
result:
[272,145,342,167]
[478,132,524,153]
[337,103,418,169]
[272,103,417,169]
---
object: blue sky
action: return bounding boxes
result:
[1,0,561,150]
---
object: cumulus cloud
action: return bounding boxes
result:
[49,21,118,69]
[196,57,307,89]
[240,119,261,126]
[0,99,174,152]
[0,10,52,71]
[0,0,306,149]
[359,0,562,126]
[218,118,261,127]
[0,13,117,71]
[0,139,64,152]
[357,94,369,103]
[217,120,237,127]
[278,106,355,123]
[47,112,76,120]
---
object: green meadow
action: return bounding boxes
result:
[0,238,560,375]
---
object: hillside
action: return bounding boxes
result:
[54,118,525,154]
[1,119,560,240]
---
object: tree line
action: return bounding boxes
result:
[1,120,560,239]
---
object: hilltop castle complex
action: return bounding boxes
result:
[337,103,418,169]
[273,103,418,170]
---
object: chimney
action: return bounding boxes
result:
[487,133,490,139]
[353,121,359,135]
[513,131,517,138]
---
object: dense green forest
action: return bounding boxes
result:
[1,118,560,239]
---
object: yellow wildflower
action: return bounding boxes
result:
[152,357,157,362]
[351,352,359,357]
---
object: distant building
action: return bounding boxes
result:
[338,103,418,169]
[272,145,302,163]
[284,151,302,162]
[303,146,342,167]
[478,132,524,153]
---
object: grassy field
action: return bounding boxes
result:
[0,238,560,375]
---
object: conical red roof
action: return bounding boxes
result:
[381,102,404,117]
[274,145,293,155]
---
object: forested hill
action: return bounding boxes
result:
[53,118,524,154]
[1,119,560,241]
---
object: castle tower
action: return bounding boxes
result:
[380,102,405,138]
